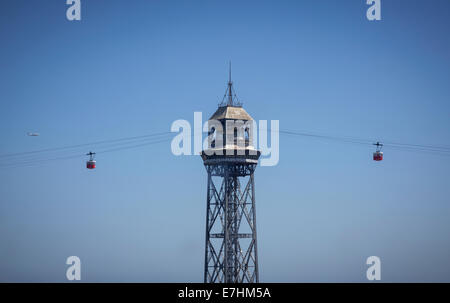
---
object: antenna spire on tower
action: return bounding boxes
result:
[219,61,241,107]
[227,61,233,105]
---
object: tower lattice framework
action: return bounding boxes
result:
[201,66,261,283]
[203,163,259,282]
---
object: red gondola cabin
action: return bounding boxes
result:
[373,142,383,161]
[373,151,383,161]
[86,160,96,169]
[86,151,96,169]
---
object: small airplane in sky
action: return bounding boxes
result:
[27,132,40,137]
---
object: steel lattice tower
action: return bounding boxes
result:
[201,67,261,283]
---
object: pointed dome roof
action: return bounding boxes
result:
[209,105,253,121]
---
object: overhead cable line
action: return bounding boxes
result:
[0,136,173,169]
[0,131,172,159]
[1,128,450,169]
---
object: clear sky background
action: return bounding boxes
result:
[0,0,449,282]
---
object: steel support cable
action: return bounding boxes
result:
[0,136,173,169]
[96,137,172,154]
[0,134,174,165]
[0,131,172,159]
[2,127,450,169]
[0,131,206,169]
[266,128,450,154]
[381,141,450,152]
[278,130,372,146]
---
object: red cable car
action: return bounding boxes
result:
[373,142,383,161]
[86,151,96,169]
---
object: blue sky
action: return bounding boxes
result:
[0,0,450,282]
